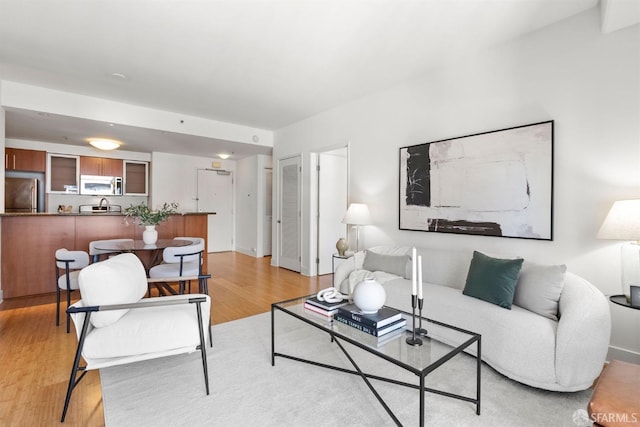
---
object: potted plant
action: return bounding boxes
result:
[124,202,179,244]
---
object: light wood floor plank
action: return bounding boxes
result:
[0,252,332,426]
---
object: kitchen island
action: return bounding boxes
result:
[0,212,213,298]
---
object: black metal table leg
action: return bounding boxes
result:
[420,374,425,426]
[271,306,275,366]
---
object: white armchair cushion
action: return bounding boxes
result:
[78,253,148,328]
[82,295,210,359]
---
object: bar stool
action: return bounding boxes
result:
[55,248,90,333]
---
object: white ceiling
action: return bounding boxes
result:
[0,0,634,158]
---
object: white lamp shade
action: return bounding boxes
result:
[342,203,372,225]
[597,199,640,241]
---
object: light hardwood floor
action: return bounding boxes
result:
[0,251,332,426]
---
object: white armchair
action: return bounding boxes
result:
[60,253,211,422]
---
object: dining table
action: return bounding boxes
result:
[93,238,193,273]
[93,238,194,296]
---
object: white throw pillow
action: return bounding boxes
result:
[513,261,566,321]
[78,253,148,328]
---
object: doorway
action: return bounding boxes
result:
[316,147,348,275]
[263,168,273,256]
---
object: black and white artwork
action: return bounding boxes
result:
[399,121,553,240]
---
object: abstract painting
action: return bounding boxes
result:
[399,121,553,240]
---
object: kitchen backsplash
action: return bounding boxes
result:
[47,194,148,213]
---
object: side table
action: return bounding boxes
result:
[332,253,353,287]
[609,295,640,310]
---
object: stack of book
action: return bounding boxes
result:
[334,304,406,337]
[304,296,349,319]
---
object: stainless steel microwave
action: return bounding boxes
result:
[79,175,123,195]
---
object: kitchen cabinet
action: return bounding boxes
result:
[0,213,208,298]
[1,215,76,297]
[5,148,46,172]
[47,154,79,193]
[80,156,123,177]
[124,161,148,195]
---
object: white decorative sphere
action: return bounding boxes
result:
[352,278,386,314]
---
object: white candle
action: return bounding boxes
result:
[411,247,417,296]
[418,255,423,299]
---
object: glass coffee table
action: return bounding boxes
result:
[271,295,481,426]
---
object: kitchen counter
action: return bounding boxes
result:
[0,211,216,217]
[0,212,212,298]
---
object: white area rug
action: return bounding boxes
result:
[101,311,592,426]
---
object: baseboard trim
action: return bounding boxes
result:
[235,247,258,258]
[607,345,640,364]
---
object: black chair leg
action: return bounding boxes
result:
[61,313,92,422]
[195,302,210,395]
[66,289,72,333]
[56,287,61,327]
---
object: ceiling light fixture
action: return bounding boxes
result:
[88,138,121,150]
[218,153,230,159]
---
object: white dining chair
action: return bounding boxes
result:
[55,248,90,333]
[89,238,134,263]
[148,237,206,294]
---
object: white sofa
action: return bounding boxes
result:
[334,246,611,392]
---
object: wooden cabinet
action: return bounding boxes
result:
[1,215,75,298]
[124,161,148,195]
[0,213,208,298]
[80,156,123,177]
[5,148,46,172]
[47,154,79,193]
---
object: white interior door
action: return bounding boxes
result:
[278,157,301,272]
[263,169,273,256]
[197,169,233,252]
[317,149,348,275]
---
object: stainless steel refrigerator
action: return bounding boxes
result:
[5,177,38,212]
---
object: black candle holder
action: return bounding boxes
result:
[415,297,428,337]
[406,294,423,346]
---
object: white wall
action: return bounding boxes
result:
[236,154,273,257]
[150,152,236,211]
[236,156,258,256]
[274,9,640,358]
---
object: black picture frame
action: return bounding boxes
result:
[399,120,554,240]
[631,286,640,308]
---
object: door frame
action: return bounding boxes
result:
[314,145,349,276]
[275,154,302,272]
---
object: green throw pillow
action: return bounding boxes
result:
[463,251,524,309]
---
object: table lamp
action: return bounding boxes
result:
[597,199,640,303]
[342,203,372,252]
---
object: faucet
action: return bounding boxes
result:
[98,197,110,211]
